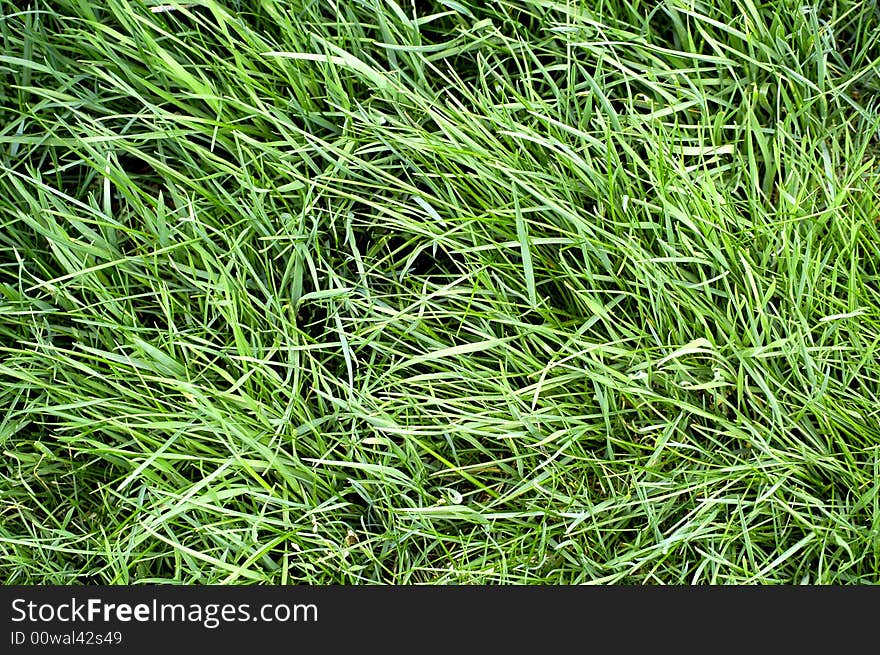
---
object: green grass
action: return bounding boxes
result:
[1,0,879,584]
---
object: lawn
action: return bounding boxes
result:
[1,0,879,584]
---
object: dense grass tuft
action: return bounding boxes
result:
[1,0,879,583]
